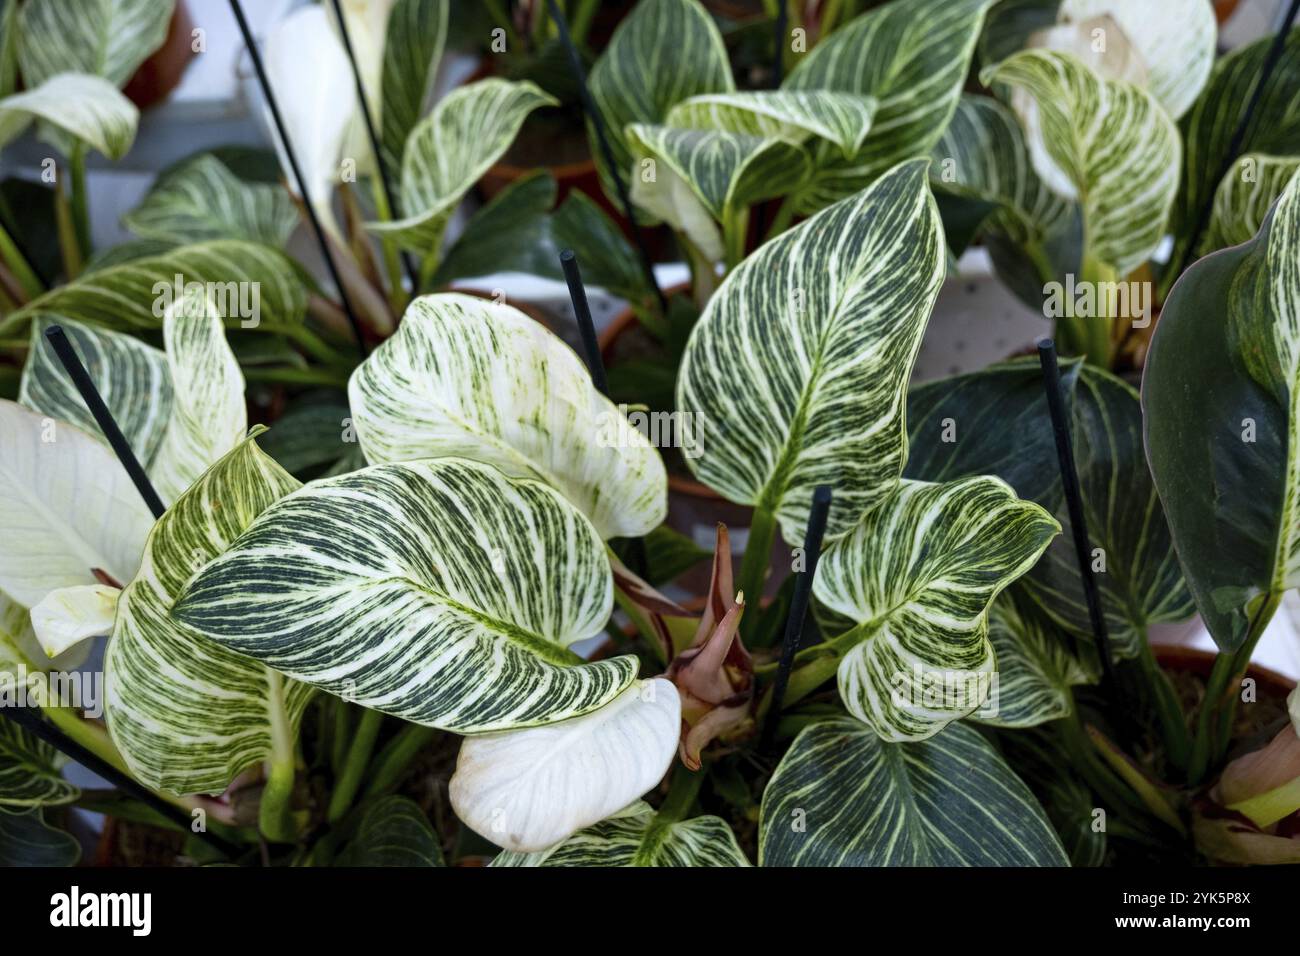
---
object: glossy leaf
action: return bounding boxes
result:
[379,0,448,176]
[0,720,76,808]
[337,795,445,866]
[976,598,1090,728]
[16,0,174,88]
[668,91,878,159]
[1203,154,1300,254]
[0,72,137,158]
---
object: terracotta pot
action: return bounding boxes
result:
[1152,644,1295,697]
[1214,0,1243,25]
[449,286,556,331]
[122,2,196,110]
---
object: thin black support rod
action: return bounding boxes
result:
[546,0,668,314]
[0,706,242,859]
[773,1,789,86]
[1037,340,1122,698]
[559,249,609,395]
[760,485,832,752]
[1177,0,1300,274]
[228,0,368,357]
[327,0,420,295]
[45,326,165,520]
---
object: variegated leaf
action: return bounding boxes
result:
[808,477,1058,741]
[378,0,448,176]
[983,49,1180,276]
[0,400,153,610]
[17,0,174,88]
[667,91,878,158]
[0,72,137,158]
[173,458,638,734]
[0,240,307,337]
[337,795,445,867]
[348,293,666,540]
[123,154,299,247]
[1204,154,1300,254]
[491,800,750,867]
[369,79,556,258]
[105,434,315,794]
[586,0,733,211]
[1052,0,1215,120]
[0,720,76,808]
[976,598,1091,729]
[450,679,680,852]
[1143,170,1300,650]
[0,0,17,98]
[676,159,945,544]
[782,0,995,213]
[30,583,118,658]
[0,592,87,677]
[0,807,80,866]
[760,717,1068,866]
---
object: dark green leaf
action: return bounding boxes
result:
[337,795,445,866]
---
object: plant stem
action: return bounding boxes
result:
[765,198,796,242]
[656,765,705,823]
[283,323,355,368]
[69,145,91,262]
[43,706,126,773]
[736,505,778,637]
[258,672,299,843]
[242,366,350,388]
[1134,635,1190,774]
[368,175,409,315]
[328,707,383,823]
[361,724,438,800]
[53,173,82,280]
[723,206,749,272]
[0,218,44,298]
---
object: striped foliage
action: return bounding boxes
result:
[668,91,878,158]
[811,477,1058,741]
[16,0,174,88]
[0,400,153,610]
[0,720,76,808]
[586,0,733,210]
[492,800,750,867]
[782,0,994,212]
[676,160,945,545]
[0,0,16,97]
[1144,170,1300,650]
[983,49,1180,276]
[369,79,556,257]
[173,458,639,734]
[123,154,299,247]
[450,679,680,852]
[337,796,445,867]
[348,293,666,539]
[1204,154,1300,254]
[976,598,1091,728]
[761,718,1067,866]
[0,72,137,158]
[0,807,79,866]
[379,0,448,176]
[105,435,315,794]
[0,240,307,337]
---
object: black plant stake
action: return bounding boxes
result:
[545,0,668,314]
[773,1,789,86]
[559,249,609,395]
[1037,340,1124,711]
[327,0,420,295]
[228,0,368,357]
[760,485,832,752]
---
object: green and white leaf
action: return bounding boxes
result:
[667,90,878,158]
[348,293,667,539]
[808,477,1058,741]
[30,583,119,658]
[173,458,638,734]
[105,435,315,794]
[0,72,137,158]
[369,79,556,257]
[1203,154,1300,253]
[676,159,945,544]
[0,0,18,98]
[782,0,995,212]
[759,717,1068,866]
[123,154,299,246]
[450,678,680,852]
[378,0,448,176]
[0,400,153,610]
[0,807,80,866]
[1143,169,1300,650]
[586,0,733,209]
[976,598,1091,728]
[17,0,174,88]
[982,49,1180,276]
[336,795,445,867]
[0,720,76,808]
[492,801,750,867]
[0,239,307,337]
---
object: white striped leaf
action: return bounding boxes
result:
[0,72,137,158]
[586,0,733,211]
[982,49,1180,276]
[760,717,1068,866]
[378,0,448,176]
[123,154,299,247]
[173,458,639,733]
[0,240,307,337]
[105,434,315,794]
[1144,170,1300,650]
[0,400,153,610]
[1204,154,1300,254]
[782,0,995,213]
[1053,0,1215,120]
[0,0,17,97]
[450,678,680,852]
[16,0,174,88]
[491,801,750,867]
[348,293,666,540]
[808,477,1058,741]
[668,91,878,159]
[0,720,76,809]
[1026,14,1149,93]
[975,598,1091,729]
[675,159,945,545]
[368,79,556,258]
